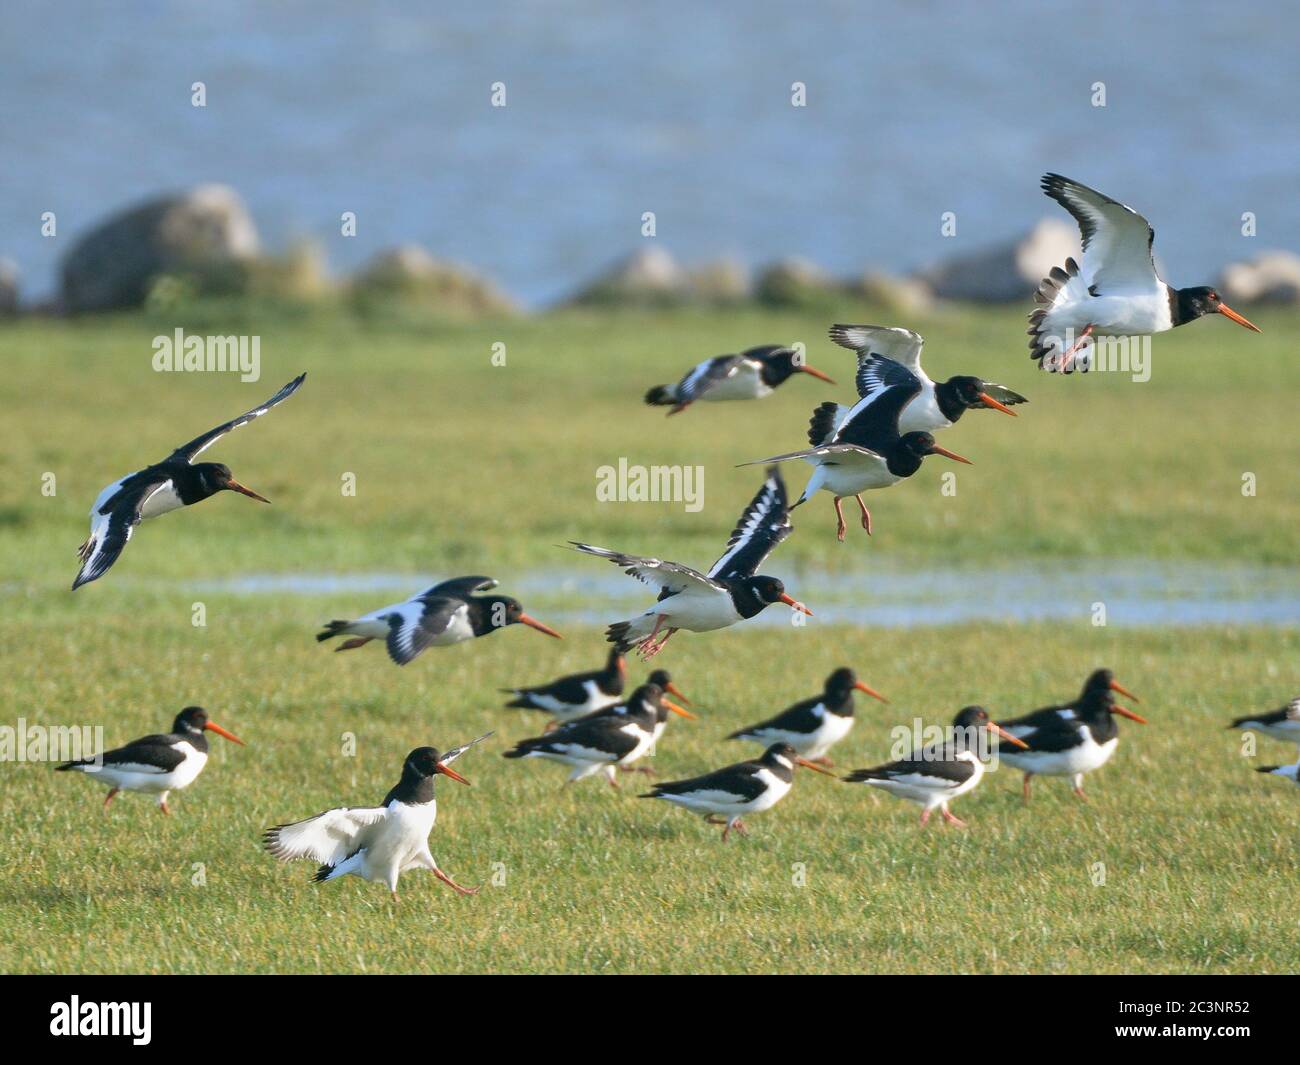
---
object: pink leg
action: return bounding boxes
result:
[335,637,374,652]
[855,495,872,535]
[103,788,119,810]
[833,497,847,542]
[919,808,932,827]
[1022,773,1033,804]
[433,867,479,896]
[941,806,967,828]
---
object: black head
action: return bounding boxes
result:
[753,346,835,388]
[629,682,694,723]
[748,575,787,605]
[826,667,857,695]
[172,705,244,745]
[951,706,1027,754]
[761,742,799,766]
[1078,670,1146,723]
[403,746,470,785]
[193,461,271,503]
[479,596,562,639]
[646,668,691,706]
[948,376,988,408]
[1174,287,1260,332]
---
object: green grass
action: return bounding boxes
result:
[0,304,1295,973]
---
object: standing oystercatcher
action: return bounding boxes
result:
[571,466,811,658]
[502,648,627,727]
[317,575,562,666]
[645,345,834,416]
[995,669,1146,801]
[843,706,1028,827]
[1030,173,1260,372]
[728,667,888,765]
[263,734,490,901]
[741,356,971,540]
[1256,763,1300,787]
[502,682,693,787]
[641,742,834,841]
[1228,698,1300,753]
[827,324,1025,431]
[72,373,306,589]
[56,706,244,814]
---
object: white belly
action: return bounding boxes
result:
[999,733,1118,777]
[703,363,769,402]
[83,745,207,795]
[138,481,184,521]
[805,454,897,498]
[358,802,437,881]
[897,389,950,434]
[650,588,739,633]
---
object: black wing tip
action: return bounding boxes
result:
[311,864,334,883]
[1256,765,1282,774]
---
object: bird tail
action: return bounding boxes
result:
[1256,765,1283,774]
[843,767,886,783]
[644,385,676,406]
[501,692,534,709]
[1028,256,1085,370]
[606,619,652,652]
[54,760,89,772]
[316,620,352,642]
[807,401,841,447]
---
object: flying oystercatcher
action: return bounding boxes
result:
[640,742,835,841]
[56,706,244,814]
[263,734,490,901]
[728,667,888,765]
[1256,763,1300,788]
[843,706,1028,827]
[741,355,971,540]
[827,324,1025,431]
[995,669,1146,802]
[645,345,834,416]
[502,648,627,728]
[1228,697,1300,753]
[317,575,562,666]
[503,682,694,786]
[72,373,306,589]
[1030,173,1260,372]
[571,466,811,658]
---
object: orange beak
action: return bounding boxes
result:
[616,656,628,678]
[204,721,245,746]
[778,593,813,616]
[664,699,696,720]
[987,722,1029,749]
[800,365,836,384]
[1218,304,1261,332]
[1109,679,1140,703]
[664,680,691,705]
[436,761,471,785]
[795,756,837,777]
[1113,705,1148,724]
[518,614,563,639]
[930,445,972,465]
[854,679,889,703]
[978,392,1017,416]
[225,479,271,504]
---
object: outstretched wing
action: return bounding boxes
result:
[167,373,307,463]
[827,324,925,374]
[674,355,744,406]
[385,597,465,666]
[72,476,173,590]
[440,731,495,766]
[263,806,389,866]
[980,381,1029,407]
[414,575,498,601]
[1040,173,1160,293]
[738,443,885,466]
[569,542,724,599]
[708,466,793,580]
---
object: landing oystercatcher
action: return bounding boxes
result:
[728,667,888,765]
[1228,698,1300,752]
[645,345,834,416]
[263,734,490,901]
[571,466,811,658]
[72,373,306,589]
[640,742,834,841]
[56,706,244,814]
[503,682,693,786]
[741,356,971,540]
[1030,173,1260,372]
[995,669,1146,802]
[1256,763,1300,787]
[317,575,562,666]
[502,648,627,727]
[843,706,1028,827]
[828,324,1025,431]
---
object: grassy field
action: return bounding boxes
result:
[0,302,1296,974]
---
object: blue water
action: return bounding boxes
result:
[3,1,1298,305]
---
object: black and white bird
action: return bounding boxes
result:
[641,742,835,841]
[317,575,562,666]
[843,706,1028,828]
[503,683,694,786]
[263,734,490,901]
[728,667,888,765]
[827,324,1025,431]
[1029,173,1260,372]
[73,373,306,589]
[1228,698,1300,753]
[571,466,811,658]
[502,647,627,727]
[995,669,1146,802]
[645,345,834,416]
[741,355,971,541]
[1256,763,1300,787]
[56,706,244,814]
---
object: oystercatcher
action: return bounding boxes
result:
[56,706,244,814]
[843,706,1028,827]
[263,734,490,901]
[502,682,693,787]
[317,575,561,666]
[1030,173,1260,372]
[502,648,627,727]
[1256,763,1300,787]
[640,742,835,841]
[1228,698,1300,752]
[728,667,888,765]
[645,345,834,416]
[570,466,811,658]
[740,356,971,541]
[72,373,306,589]
[827,324,1025,431]
[995,669,1146,802]
[569,669,693,754]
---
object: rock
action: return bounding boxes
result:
[567,247,689,306]
[61,185,260,312]
[353,244,517,315]
[856,270,934,315]
[755,256,842,308]
[916,218,1078,301]
[1219,251,1300,304]
[0,259,18,315]
[689,257,751,303]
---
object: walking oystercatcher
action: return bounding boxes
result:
[263,734,491,901]
[827,324,1025,431]
[1228,698,1300,752]
[741,356,971,540]
[1256,763,1300,787]
[1030,173,1260,372]
[994,669,1146,802]
[843,706,1028,827]
[728,667,888,765]
[571,466,811,658]
[645,345,834,416]
[56,706,244,814]
[502,647,627,727]
[72,373,306,589]
[503,682,693,786]
[640,742,835,841]
[317,575,562,666]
